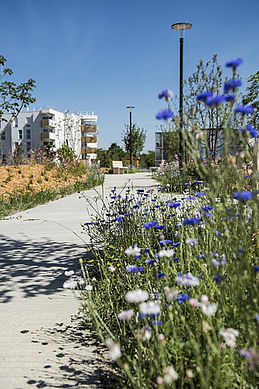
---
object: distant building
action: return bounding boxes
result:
[0,109,98,164]
[155,132,168,166]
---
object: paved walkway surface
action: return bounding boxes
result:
[0,173,158,389]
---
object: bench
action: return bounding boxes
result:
[112,161,128,174]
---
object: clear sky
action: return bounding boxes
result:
[0,0,258,151]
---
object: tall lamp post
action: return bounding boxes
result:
[171,22,192,167]
[126,106,135,167]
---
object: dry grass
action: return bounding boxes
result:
[0,164,88,200]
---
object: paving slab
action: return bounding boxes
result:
[0,172,158,389]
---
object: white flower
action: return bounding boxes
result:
[200,302,217,316]
[118,309,134,321]
[164,287,178,301]
[175,272,200,287]
[139,327,152,341]
[164,366,178,383]
[158,249,174,258]
[186,238,198,247]
[64,270,75,276]
[139,300,161,315]
[85,285,93,291]
[125,245,141,256]
[220,328,239,348]
[78,278,85,286]
[105,339,121,360]
[109,265,116,272]
[125,289,149,303]
[189,298,199,307]
[63,280,77,289]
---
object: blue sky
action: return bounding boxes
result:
[0,0,258,151]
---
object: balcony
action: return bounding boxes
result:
[41,132,55,141]
[82,135,98,144]
[81,124,98,134]
[81,146,98,154]
[41,119,56,129]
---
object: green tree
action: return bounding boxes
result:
[242,71,259,128]
[122,124,146,157]
[140,150,155,168]
[183,54,236,158]
[13,143,24,165]
[97,143,125,168]
[0,55,36,162]
[108,143,125,161]
[97,148,111,168]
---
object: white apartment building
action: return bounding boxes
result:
[0,108,98,164]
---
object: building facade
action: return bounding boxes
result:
[0,109,98,164]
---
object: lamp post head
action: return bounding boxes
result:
[171,22,192,37]
[126,106,135,111]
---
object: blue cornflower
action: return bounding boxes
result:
[206,95,225,106]
[144,220,158,229]
[169,202,181,208]
[201,205,213,211]
[126,265,143,273]
[172,242,180,247]
[233,191,253,201]
[116,216,123,221]
[177,293,189,305]
[244,124,258,138]
[183,217,201,226]
[174,257,179,263]
[152,320,162,325]
[224,79,242,93]
[235,105,254,114]
[225,57,243,69]
[195,192,206,197]
[156,225,165,230]
[160,239,172,245]
[156,272,165,278]
[255,314,259,322]
[158,89,173,100]
[254,266,259,273]
[156,109,174,121]
[146,259,157,265]
[224,94,235,102]
[196,91,212,101]
[213,275,226,283]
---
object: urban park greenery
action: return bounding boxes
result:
[74,57,258,388]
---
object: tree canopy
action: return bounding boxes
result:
[122,124,146,157]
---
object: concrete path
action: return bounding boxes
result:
[0,173,158,389]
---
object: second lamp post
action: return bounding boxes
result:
[126,106,135,167]
[171,22,192,167]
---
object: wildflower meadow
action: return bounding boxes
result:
[75,57,259,388]
[0,145,104,218]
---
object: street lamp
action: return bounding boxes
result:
[171,22,192,167]
[126,106,135,167]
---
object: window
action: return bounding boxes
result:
[19,130,23,139]
[1,132,5,140]
[15,118,18,127]
[26,129,31,139]
[26,141,31,152]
